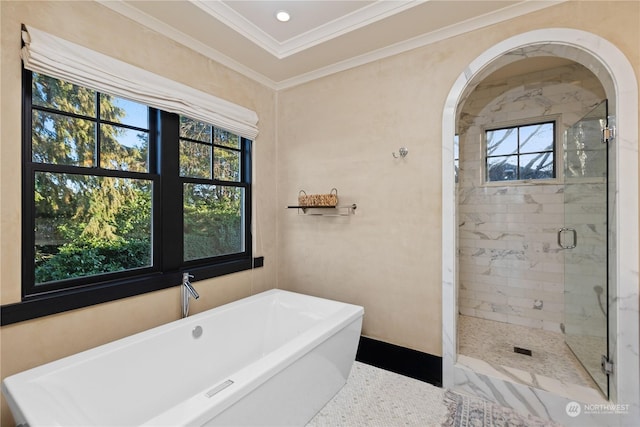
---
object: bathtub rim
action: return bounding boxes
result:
[3,289,361,380]
[2,289,364,426]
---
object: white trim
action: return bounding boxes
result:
[96,0,278,89]
[442,29,639,423]
[275,0,562,89]
[100,0,562,90]
[191,0,421,59]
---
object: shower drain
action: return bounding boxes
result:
[513,346,533,356]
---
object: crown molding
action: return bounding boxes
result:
[190,0,422,59]
[274,0,564,89]
[98,0,563,91]
[97,0,278,89]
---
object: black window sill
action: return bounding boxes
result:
[0,256,264,326]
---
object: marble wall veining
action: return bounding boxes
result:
[456,63,606,332]
[443,28,640,425]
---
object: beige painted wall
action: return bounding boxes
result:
[0,2,277,425]
[1,0,639,426]
[276,0,639,356]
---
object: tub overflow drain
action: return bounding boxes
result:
[192,325,203,339]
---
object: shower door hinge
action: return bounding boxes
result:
[602,127,615,143]
[601,355,614,375]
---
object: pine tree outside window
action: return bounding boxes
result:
[30,73,154,286]
[17,70,253,317]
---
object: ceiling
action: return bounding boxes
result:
[99,0,562,89]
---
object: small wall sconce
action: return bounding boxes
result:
[392,147,409,159]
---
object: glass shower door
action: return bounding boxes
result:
[562,100,609,397]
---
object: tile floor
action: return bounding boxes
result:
[457,315,607,404]
[458,315,595,386]
[307,362,448,426]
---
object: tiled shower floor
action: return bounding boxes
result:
[457,315,606,403]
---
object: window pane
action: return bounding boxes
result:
[32,73,96,116]
[183,184,244,261]
[214,147,240,182]
[520,153,554,180]
[519,123,554,153]
[34,172,153,285]
[180,116,211,142]
[180,140,211,178]
[213,127,240,149]
[100,95,148,129]
[100,124,149,172]
[454,135,459,160]
[486,128,517,156]
[487,155,518,181]
[32,110,96,166]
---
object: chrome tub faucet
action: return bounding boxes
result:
[181,272,199,318]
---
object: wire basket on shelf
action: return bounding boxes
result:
[297,188,338,207]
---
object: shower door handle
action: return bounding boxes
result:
[558,227,577,249]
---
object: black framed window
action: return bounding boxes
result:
[179,116,250,263]
[485,121,555,182]
[3,70,255,324]
[26,72,157,294]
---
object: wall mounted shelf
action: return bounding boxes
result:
[287,204,357,216]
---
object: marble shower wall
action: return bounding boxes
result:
[457,63,605,332]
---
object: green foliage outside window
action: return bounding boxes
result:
[183,184,243,261]
[31,73,152,284]
[29,73,247,287]
[179,117,244,261]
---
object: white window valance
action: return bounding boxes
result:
[21,25,259,140]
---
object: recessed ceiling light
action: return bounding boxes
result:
[275,10,290,22]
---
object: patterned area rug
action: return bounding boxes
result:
[443,390,561,427]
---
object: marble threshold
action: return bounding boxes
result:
[457,354,607,405]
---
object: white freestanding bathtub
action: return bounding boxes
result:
[2,289,364,426]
